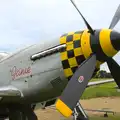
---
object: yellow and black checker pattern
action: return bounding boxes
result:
[60,31,86,81]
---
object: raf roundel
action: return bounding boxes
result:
[78,76,84,83]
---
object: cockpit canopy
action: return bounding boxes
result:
[0,52,9,61]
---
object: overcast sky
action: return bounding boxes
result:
[0,0,120,71]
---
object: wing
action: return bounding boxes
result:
[0,85,23,97]
[87,79,114,87]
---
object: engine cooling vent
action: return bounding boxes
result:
[50,77,64,92]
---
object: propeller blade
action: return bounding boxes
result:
[106,57,120,88]
[109,4,120,29]
[55,54,96,117]
[70,0,94,34]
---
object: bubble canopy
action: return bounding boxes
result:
[0,52,9,61]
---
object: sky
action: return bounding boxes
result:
[0,0,120,72]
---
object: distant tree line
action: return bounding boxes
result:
[93,70,112,78]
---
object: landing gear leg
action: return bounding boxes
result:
[73,102,89,120]
[22,105,38,120]
[9,109,26,120]
[8,104,38,120]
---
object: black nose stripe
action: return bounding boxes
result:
[110,31,120,51]
[90,30,107,62]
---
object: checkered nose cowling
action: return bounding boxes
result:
[59,31,98,81]
[59,29,120,81]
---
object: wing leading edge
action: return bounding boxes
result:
[0,85,23,97]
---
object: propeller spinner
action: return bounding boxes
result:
[56,0,120,119]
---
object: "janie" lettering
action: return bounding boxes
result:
[10,66,32,80]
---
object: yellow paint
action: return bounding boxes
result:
[73,34,81,40]
[64,68,73,77]
[60,36,66,44]
[68,57,77,67]
[74,48,82,56]
[66,42,73,51]
[56,99,72,117]
[59,32,84,79]
[99,29,117,57]
[81,30,92,58]
[67,32,75,35]
[60,52,68,61]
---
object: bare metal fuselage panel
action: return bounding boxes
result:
[0,38,67,104]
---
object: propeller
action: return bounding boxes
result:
[106,57,120,88]
[106,4,120,88]
[70,0,94,34]
[70,0,120,88]
[56,54,96,117]
[55,1,120,119]
[109,4,120,29]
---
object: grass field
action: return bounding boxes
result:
[81,78,120,99]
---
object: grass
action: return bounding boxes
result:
[81,78,120,99]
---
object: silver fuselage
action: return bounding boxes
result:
[0,38,68,104]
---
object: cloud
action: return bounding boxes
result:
[0,0,120,71]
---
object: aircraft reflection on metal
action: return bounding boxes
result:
[0,0,119,120]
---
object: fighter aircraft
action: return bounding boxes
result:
[0,0,119,120]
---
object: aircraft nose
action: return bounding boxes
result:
[89,29,119,62]
[111,30,120,51]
